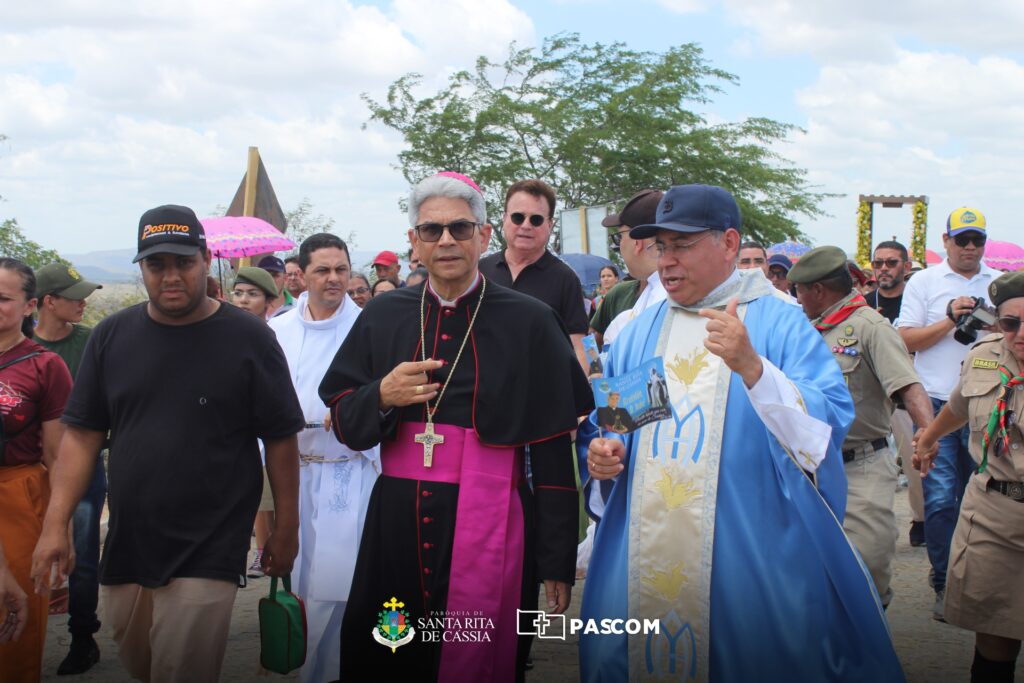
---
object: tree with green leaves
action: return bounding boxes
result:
[0,218,70,269]
[364,33,828,249]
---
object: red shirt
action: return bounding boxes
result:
[0,337,72,466]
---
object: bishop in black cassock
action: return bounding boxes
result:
[319,172,592,683]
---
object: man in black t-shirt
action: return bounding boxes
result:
[479,179,590,369]
[867,240,909,323]
[32,205,304,683]
[867,239,926,547]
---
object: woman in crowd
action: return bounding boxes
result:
[371,278,396,297]
[230,266,278,319]
[914,270,1024,683]
[0,258,73,682]
[592,265,619,310]
[347,273,371,308]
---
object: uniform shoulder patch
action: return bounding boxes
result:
[972,358,999,370]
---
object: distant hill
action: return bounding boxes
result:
[65,249,138,284]
[65,247,404,284]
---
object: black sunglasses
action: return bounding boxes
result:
[872,258,903,269]
[953,233,986,248]
[609,229,630,248]
[509,212,546,227]
[414,220,480,243]
[997,316,1022,334]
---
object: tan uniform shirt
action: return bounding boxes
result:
[947,333,1024,487]
[817,292,921,449]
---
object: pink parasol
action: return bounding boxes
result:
[925,249,942,265]
[983,240,1024,271]
[200,216,295,258]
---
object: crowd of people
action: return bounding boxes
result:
[0,174,1020,683]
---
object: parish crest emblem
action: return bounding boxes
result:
[373,597,416,652]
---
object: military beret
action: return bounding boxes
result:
[786,246,849,284]
[234,266,278,298]
[989,270,1024,307]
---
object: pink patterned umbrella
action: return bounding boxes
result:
[925,249,942,265]
[983,240,1024,271]
[200,216,294,257]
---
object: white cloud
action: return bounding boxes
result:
[657,0,708,14]
[0,0,534,255]
[720,0,1024,61]
[783,48,1024,252]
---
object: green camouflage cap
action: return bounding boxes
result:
[35,263,102,300]
[988,270,1024,307]
[786,246,849,284]
[234,266,278,298]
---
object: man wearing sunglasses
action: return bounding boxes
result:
[589,189,662,349]
[320,172,592,681]
[479,179,590,369]
[898,206,1001,622]
[866,240,927,548]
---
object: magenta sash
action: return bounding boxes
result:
[384,422,524,683]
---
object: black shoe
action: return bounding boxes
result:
[909,521,925,547]
[57,636,100,676]
[932,589,947,623]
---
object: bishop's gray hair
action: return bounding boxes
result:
[408,175,486,226]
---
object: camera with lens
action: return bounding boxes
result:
[953,297,998,345]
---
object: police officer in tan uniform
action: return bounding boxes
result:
[914,270,1024,683]
[790,246,934,607]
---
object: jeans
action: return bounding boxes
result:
[922,397,974,593]
[68,457,107,638]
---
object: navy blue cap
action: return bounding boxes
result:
[629,184,742,239]
[257,255,286,273]
[767,254,793,272]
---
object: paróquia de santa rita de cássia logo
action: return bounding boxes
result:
[373,597,416,653]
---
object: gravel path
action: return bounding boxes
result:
[42,486,1022,682]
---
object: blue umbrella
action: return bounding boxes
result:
[559,253,616,295]
[768,240,811,261]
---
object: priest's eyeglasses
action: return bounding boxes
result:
[997,316,1022,334]
[414,220,480,242]
[648,231,714,257]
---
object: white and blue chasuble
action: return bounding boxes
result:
[577,270,904,683]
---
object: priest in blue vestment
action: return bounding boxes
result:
[578,184,905,682]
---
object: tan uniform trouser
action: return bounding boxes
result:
[843,445,899,606]
[103,577,238,683]
[891,407,924,522]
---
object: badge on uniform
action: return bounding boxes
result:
[843,325,855,336]
[972,358,999,370]
[837,337,858,347]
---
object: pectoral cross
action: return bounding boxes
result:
[414,422,445,468]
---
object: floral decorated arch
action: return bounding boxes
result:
[856,194,928,267]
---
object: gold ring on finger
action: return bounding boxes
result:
[415,385,423,395]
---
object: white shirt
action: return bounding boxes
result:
[897,259,1000,401]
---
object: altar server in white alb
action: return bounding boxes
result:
[268,233,380,683]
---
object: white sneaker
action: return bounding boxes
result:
[247,549,265,578]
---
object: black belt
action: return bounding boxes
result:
[842,437,890,463]
[986,479,1024,502]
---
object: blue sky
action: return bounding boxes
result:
[2,0,1022,262]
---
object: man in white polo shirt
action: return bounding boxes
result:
[897,206,1000,621]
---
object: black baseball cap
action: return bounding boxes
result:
[602,189,664,229]
[133,205,207,263]
[630,184,742,239]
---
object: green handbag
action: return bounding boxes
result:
[258,574,307,674]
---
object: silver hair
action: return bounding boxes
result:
[408,175,486,226]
